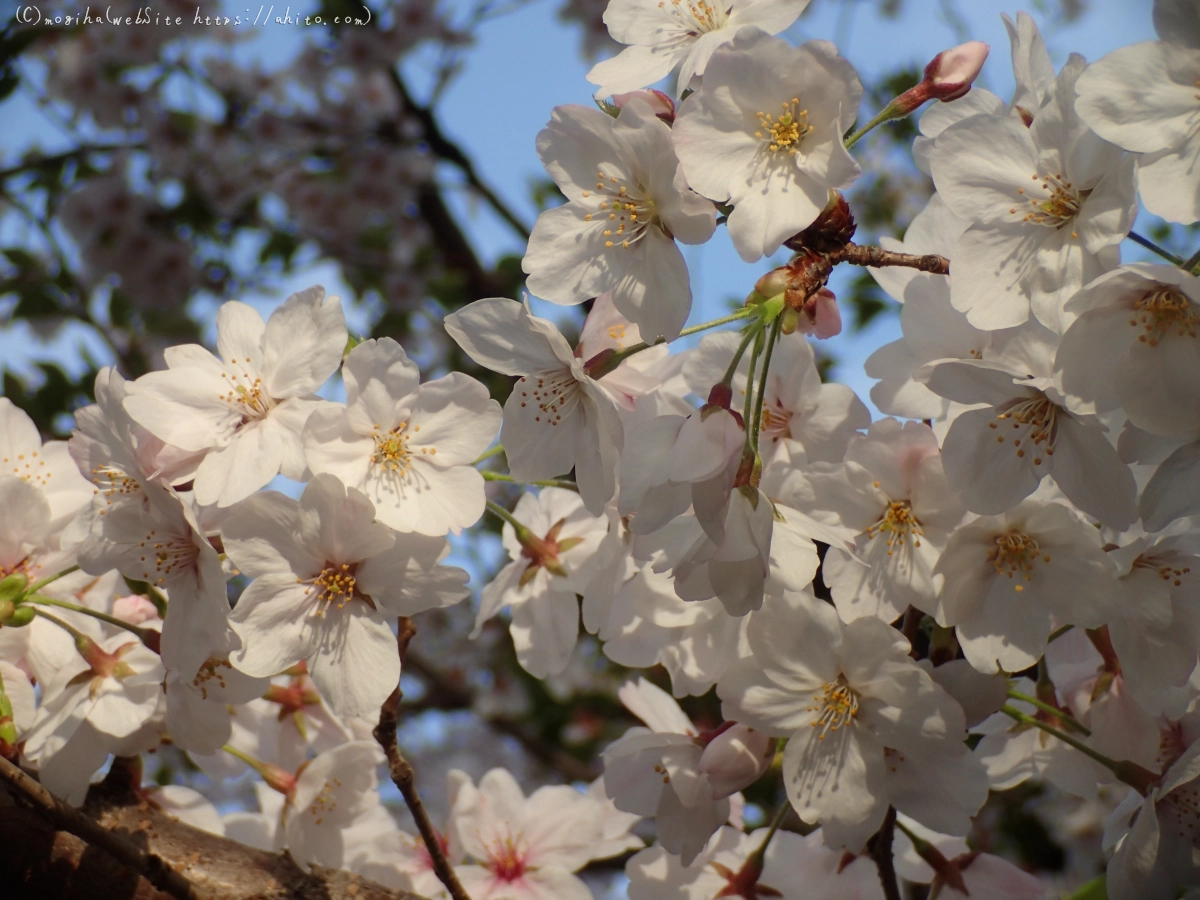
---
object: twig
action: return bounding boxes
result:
[0,754,213,900]
[866,805,902,900]
[833,242,950,274]
[374,619,473,900]
[1127,230,1185,266]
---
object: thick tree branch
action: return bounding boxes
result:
[0,754,211,900]
[0,756,426,900]
[375,618,473,900]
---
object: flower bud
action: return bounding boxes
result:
[797,288,842,339]
[112,594,161,625]
[754,267,791,299]
[0,573,28,605]
[889,41,990,116]
[697,723,775,799]
[611,89,676,123]
[2,606,35,628]
[924,41,990,102]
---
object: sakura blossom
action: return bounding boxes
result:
[586,0,813,99]
[672,29,863,262]
[304,337,501,536]
[523,99,716,341]
[222,474,469,716]
[123,287,348,507]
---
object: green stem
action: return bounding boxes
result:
[1000,705,1119,775]
[25,565,80,595]
[481,472,579,492]
[1047,623,1073,643]
[721,318,766,389]
[473,444,505,466]
[30,608,89,644]
[24,595,155,646]
[752,800,791,860]
[844,102,902,149]
[749,317,782,459]
[1127,231,1185,266]
[485,500,532,540]
[1006,690,1091,735]
[678,306,757,338]
[741,328,765,437]
[1183,247,1200,274]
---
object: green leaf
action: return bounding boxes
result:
[1064,875,1107,900]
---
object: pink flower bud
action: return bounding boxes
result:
[924,41,990,101]
[112,594,161,625]
[697,723,774,799]
[754,266,791,299]
[800,287,842,339]
[611,89,676,123]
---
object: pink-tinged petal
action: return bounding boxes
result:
[618,677,695,734]
[1138,141,1200,225]
[301,474,394,564]
[229,574,318,676]
[303,406,374,488]
[358,535,470,615]
[215,301,266,365]
[1048,414,1137,529]
[408,373,503,465]
[588,43,685,99]
[501,380,581,485]
[307,606,399,718]
[510,587,580,678]
[342,337,420,430]
[609,228,691,342]
[123,362,241,452]
[221,491,321,578]
[939,407,1042,515]
[260,287,347,398]
[525,203,628,305]
[444,298,573,377]
[192,419,286,508]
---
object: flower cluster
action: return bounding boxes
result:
[3,1,1200,899]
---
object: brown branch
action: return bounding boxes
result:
[832,242,950,275]
[866,805,902,900]
[0,754,211,900]
[375,618,473,900]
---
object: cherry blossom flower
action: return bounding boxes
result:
[523,100,716,342]
[602,678,771,864]
[444,297,624,515]
[683,330,870,465]
[932,498,1119,674]
[450,767,630,900]
[123,287,348,507]
[918,324,1137,529]
[1055,263,1200,438]
[586,0,813,99]
[789,419,965,623]
[719,589,987,850]
[475,487,607,677]
[929,58,1137,332]
[304,337,501,536]
[1,397,92,527]
[222,474,469,717]
[1076,26,1200,224]
[627,825,886,900]
[672,30,862,263]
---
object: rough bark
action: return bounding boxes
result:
[0,770,428,900]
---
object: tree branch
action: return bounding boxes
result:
[866,805,902,900]
[375,619,473,900]
[833,242,950,274]
[0,754,211,900]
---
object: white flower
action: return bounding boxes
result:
[1055,263,1200,438]
[918,324,1137,529]
[450,767,621,900]
[626,825,885,900]
[123,287,348,507]
[0,396,92,527]
[0,475,74,587]
[1075,35,1200,224]
[164,658,269,756]
[222,473,469,717]
[475,488,607,678]
[683,330,870,465]
[1106,738,1200,900]
[602,678,771,864]
[719,589,986,850]
[672,30,862,263]
[929,59,1137,332]
[523,100,716,342]
[444,297,624,515]
[932,498,1119,674]
[304,337,500,536]
[789,419,965,623]
[75,485,229,679]
[586,0,812,99]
